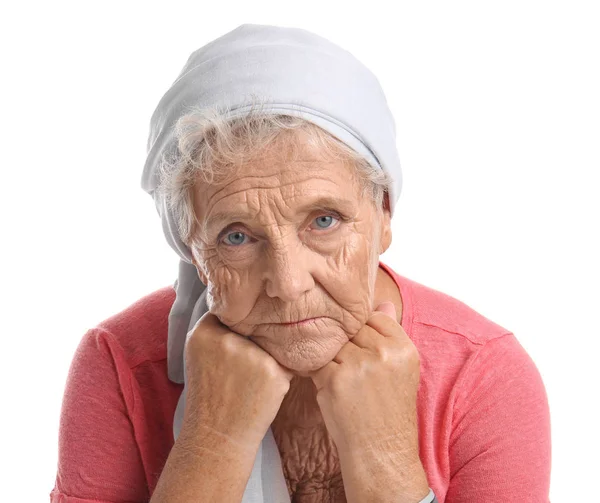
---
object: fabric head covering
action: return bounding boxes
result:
[141,23,402,502]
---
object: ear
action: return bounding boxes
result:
[378,193,392,254]
[379,209,392,254]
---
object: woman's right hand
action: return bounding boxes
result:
[180,312,295,452]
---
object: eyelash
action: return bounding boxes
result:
[220,213,343,246]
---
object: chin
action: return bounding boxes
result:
[256,335,345,375]
[282,356,329,375]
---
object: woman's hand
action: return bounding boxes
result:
[182,312,295,453]
[307,302,430,502]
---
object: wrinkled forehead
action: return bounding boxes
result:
[195,155,363,231]
[192,133,365,224]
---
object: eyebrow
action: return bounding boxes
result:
[204,195,357,232]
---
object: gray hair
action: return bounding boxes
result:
[156,105,393,250]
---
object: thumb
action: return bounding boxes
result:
[375,301,397,320]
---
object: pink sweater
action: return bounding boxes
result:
[50,262,551,502]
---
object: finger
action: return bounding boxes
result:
[366,310,405,338]
[193,311,229,334]
[375,301,397,319]
[333,338,363,363]
[349,324,382,349]
[186,312,228,345]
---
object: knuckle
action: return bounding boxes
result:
[405,345,421,369]
[262,357,282,380]
[184,326,206,352]
[408,343,421,362]
[376,345,392,362]
[219,333,239,353]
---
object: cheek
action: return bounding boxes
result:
[319,225,380,330]
[197,249,253,318]
[207,267,240,306]
[335,220,380,277]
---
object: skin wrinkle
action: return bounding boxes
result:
[202,172,349,233]
[188,129,399,500]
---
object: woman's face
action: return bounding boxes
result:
[191,130,392,374]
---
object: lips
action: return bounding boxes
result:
[278,317,322,326]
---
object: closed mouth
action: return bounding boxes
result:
[278,317,322,326]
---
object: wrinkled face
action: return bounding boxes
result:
[190,130,392,373]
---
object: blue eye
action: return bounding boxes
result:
[314,215,337,229]
[224,231,247,246]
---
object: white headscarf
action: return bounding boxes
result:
[141,23,403,502]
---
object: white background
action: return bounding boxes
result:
[2,1,598,501]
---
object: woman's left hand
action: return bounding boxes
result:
[307,301,430,502]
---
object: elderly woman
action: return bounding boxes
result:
[50,24,551,503]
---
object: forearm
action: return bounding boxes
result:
[150,423,258,503]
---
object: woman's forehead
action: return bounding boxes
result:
[195,145,360,203]
[196,161,361,226]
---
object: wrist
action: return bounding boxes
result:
[340,449,429,503]
[178,418,261,460]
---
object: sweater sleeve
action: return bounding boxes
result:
[445,333,551,502]
[49,328,149,503]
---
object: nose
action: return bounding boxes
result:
[263,240,315,302]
